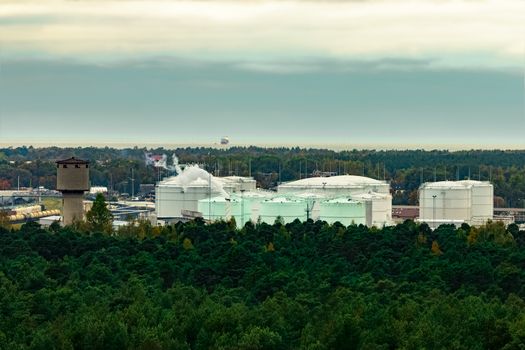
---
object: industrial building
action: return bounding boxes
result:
[418,180,493,228]
[155,168,393,227]
[277,175,392,226]
[155,165,256,221]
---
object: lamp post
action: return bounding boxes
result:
[432,194,437,229]
[241,189,245,227]
[208,152,211,222]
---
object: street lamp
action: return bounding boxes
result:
[240,189,245,227]
[432,194,437,229]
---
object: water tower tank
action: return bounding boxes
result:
[56,157,89,191]
[56,157,89,225]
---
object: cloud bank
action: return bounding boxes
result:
[0,0,524,69]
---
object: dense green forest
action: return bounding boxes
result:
[1,146,524,206]
[1,216,525,349]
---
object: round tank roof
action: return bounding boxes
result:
[263,197,305,203]
[199,196,240,203]
[279,175,385,188]
[322,197,362,204]
[421,180,492,189]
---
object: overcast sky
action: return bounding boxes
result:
[0,0,524,149]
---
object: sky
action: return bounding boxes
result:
[0,0,524,149]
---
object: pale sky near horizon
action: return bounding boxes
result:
[0,0,524,149]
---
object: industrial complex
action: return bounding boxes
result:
[3,157,523,230]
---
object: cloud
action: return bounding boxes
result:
[0,0,524,69]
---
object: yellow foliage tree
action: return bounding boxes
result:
[266,242,275,252]
[183,237,194,250]
[431,240,443,255]
[417,233,427,246]
[0,210,10,230]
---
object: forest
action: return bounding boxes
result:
[1,215,525,349]
[1,146,524,206]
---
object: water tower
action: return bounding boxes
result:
[56,157,89,225]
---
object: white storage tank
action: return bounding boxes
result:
[237,190,273,223]
[155,165,257,220]
[352,192,392,227]
[319,198,367,226]
[198,196,251,227]
[156,168,226,220]
[470,182,494,225]
[419,180,493,228]
[278,175,390,196]
[259,197,307,224]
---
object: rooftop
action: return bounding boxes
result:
[421,180,492,189]
[56,157,89,165]
[280,175,386,188]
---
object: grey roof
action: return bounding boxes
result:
[56,157,89,165]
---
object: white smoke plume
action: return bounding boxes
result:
[145,152,181,174]
[170,164,228,197]
[152,152,227,196]
[172,153,182,174]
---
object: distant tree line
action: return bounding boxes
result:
[1,146,524,207]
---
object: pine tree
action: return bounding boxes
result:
[86,193,113,234]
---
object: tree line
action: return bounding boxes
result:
[1,146,524,206]
[1,207,525,348]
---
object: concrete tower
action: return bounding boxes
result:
[56,157,89,225]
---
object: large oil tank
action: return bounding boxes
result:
[319,198,367,226]
[156,179,223,219]
[259,197,307,224]
[198,196,251,228]
[233,191,272,223]
[352,192,392,227]
[419,180,493,227]
[470,182,494,225]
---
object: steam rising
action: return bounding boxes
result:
[152,152,228,197]
[170,164,228,197]
[145,152,182,174]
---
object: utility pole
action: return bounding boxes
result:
[130,168,135,198]
[432,194,437,229]
[208,152,211,222]
[241,189,245,226]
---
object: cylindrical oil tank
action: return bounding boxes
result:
[319,198,366,226]
[418,180,494,227]
[198,196,251,227]
[292,193,327,221]
[278,175,390,197]
[419,182,471,225]
[259,197,307,224]
[470,182,493,224]
[236,191,272,223]
[352,192,392,227]
[156,183,223,219]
